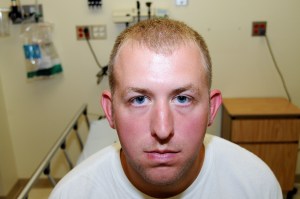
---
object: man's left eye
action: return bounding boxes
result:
[174,95,191,104]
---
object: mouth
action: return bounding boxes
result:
[145,150,180,165]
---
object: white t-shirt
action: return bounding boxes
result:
[49,134,283,199]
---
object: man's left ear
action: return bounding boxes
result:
[208,90,222,126]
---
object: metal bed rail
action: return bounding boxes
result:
[17,104,90,199]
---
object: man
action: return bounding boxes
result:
[50,18,282,198]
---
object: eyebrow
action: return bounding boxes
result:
[124,87,151,97]
[170,84,201,96]
[124,84,201,97]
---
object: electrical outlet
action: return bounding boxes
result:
[76,25,106,40]
[76,26,90,40]
[252,21,267,36]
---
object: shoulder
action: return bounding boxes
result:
[204,134,262,162]
[73,141,121,174]
[204,134,271,172]
[203,134,282,197]
[49,142,121,198]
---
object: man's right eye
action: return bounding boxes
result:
[130,96,149,106]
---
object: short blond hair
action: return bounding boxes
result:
[108,18,212,93]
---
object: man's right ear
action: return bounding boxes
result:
[101,90,115,129]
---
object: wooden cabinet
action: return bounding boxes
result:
[221,98,300,192]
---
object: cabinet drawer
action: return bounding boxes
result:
[241,143,298,191]
[231,119,300,142]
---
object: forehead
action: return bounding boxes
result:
[113,41,208,92]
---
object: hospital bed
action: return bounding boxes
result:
[17,104,118,199]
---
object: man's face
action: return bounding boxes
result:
[102,41,221,194]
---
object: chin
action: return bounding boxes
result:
[142,166,185,186]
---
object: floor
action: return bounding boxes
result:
[27,188,52,199]
[25,183,300,199]
[287,184,300,199]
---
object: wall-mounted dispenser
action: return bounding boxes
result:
[8,0,43,24]
[20,22,63,79]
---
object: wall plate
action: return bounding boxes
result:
[176,0,188,6]
[252,21,267,36]
[76,25,106,40]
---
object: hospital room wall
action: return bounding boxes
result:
[0,0,300,194]
[0,75,18,195]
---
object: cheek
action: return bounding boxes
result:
[113,109,150,146]
[175,110,209,145]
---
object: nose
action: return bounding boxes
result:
[150,101,174,143]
